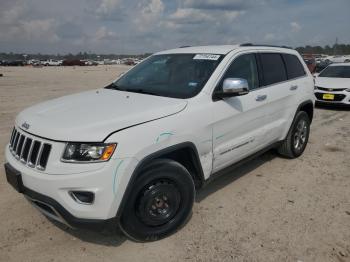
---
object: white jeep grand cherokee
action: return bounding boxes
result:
[4,44,314,241]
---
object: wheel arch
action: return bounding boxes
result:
[116,142,205,218]
[297,100,314,123]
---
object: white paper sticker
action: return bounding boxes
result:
[193,54,220,60]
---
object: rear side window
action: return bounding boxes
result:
[283,54,306,79]
[260,53,287,86]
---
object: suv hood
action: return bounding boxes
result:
[315,77,350,89]
[16,89,187,142]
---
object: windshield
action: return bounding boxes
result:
[108,54,223,98]
[319,66,350,78]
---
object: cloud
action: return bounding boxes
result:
[264,33,276,41]
[168,8,214,24]
[94,0,125,21]
[0,2,59,44]
[0,0,349,54]
[94,26,117,41]
[184,0,248,10]
[290,21,301,33]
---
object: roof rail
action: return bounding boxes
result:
[240,43,293,49]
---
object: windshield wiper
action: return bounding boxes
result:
[105,82,122,90]
[106,84,158,96]
[123,88,158,96]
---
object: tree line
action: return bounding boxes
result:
[1,44,350,61]
[295,44,350,55]
[0,52,152,61]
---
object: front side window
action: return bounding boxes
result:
[109,54,223,99]
[260,53,287,86]
[319,66,350,78]
[220,54,259,90]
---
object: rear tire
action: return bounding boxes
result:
[278,111,310,158]
[119,159,195,242]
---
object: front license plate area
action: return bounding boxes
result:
[323,93,334,100]
[4,163,24,193]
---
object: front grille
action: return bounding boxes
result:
[317,87,346,92]
[9,127,52,170]
[315,93,346,102]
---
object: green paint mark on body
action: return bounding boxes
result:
[113,160,124,195]
[215,134,225,140]
[155,132,174,143]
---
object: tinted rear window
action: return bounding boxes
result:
[260,53,287,86]
[283,54,306,79]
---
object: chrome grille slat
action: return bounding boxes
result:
[13,132,20,152]
[27,140,35,167]
[38,144,51,170]
[15,135,25,158]
[20,137,27,159]
[20,138,32,163]
[10,129,16,148]
[10,128,16,147]
[28,141,41,167]
[35,143,44,167]
[8,127,52,171]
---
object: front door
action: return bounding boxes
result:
[211,53,271,172]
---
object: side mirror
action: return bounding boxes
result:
[214,78,249,99]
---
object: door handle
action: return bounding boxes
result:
[256,95,267,101]
[290,85,298,90]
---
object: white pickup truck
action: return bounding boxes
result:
[41,59,62,66]
[5,44,314,241]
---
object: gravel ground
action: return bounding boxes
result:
[0,66,349,262]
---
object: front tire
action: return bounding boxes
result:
[278,111,310,158]
[119,159,195,241]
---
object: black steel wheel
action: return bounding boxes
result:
[119,159,195,241]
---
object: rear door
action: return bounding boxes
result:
[255,52,299,144]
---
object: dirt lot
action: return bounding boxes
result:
[0,66,349,262]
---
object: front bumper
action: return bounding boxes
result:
[12,174,116,230]
[314,90,350,105]
[5,144,138,225]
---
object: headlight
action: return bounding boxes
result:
[346,88,350,92]
[61,143,116,163]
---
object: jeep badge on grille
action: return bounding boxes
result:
[21,122,30,130]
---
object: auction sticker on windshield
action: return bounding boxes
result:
[193,54,221,60]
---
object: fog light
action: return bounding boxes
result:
[69,191,94,205]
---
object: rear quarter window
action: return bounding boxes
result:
[260,53,287,86]
[283,54,306,79]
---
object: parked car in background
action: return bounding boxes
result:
[315,59,332,73]
[41,59,62,66]
[326,55,350,63]
[124,59,136,66]
[27,59,42,66]
[62,60,86,66]
[314,63,350,106]
[302,55,316,73]
[1,60,25,66]
[83,60,98,66]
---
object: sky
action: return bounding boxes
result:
[0,0,349,54]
